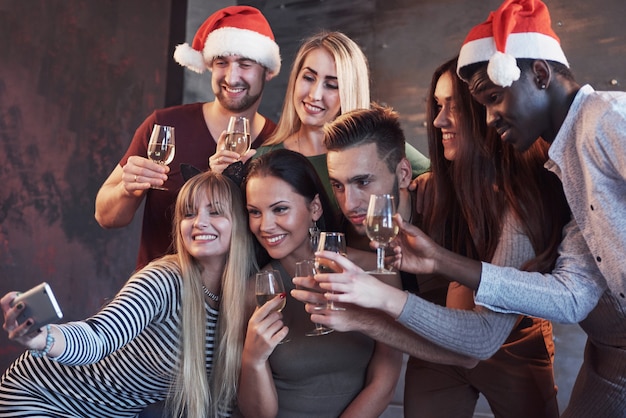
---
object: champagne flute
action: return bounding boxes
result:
[365,194,398,274]
[316,232,347,311]
[295,260,333,336]
[255,270,290,343]
[225,116,251,156]
[147,124,176,190]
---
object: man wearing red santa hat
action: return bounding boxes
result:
[393,0,625,416]
[95,5,280,269]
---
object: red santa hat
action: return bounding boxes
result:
[173,5,281,78]
[457,0,568,87]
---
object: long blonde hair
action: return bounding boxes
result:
[165,171,257,417]
[263,31,370,145]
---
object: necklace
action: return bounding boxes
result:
[202,286,220,303]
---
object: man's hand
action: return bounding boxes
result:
[122,155,169,192]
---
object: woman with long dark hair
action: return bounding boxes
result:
[238,149,401,417]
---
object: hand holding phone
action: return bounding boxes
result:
[10,282,63,331]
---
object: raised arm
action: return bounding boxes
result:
[303,252,514,360]
[95,157,150,228]
[392,216,607,323]
[291,274,478,368]
[2,267,176,365]
[475,219,606,323]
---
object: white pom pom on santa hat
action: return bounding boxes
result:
[457,0,568,87]
[487,51,520,87]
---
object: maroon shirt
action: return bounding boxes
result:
[121,103,276,269]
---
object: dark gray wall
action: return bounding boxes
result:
[0,0,173,368]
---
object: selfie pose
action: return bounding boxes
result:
[1,172,255,417]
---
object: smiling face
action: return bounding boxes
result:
[210,55,268,112]
[467,65,548,152]
[180,192,232,265]
[246,175,321,262]
[433,71,461,161]
[293,48,342,128]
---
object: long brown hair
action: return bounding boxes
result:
[422,57,570,273]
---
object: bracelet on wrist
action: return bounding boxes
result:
[30,324,55,358]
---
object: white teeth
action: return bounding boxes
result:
[304,103,323,112]
[442,133,455,140]
[266,235,285,244]
[226,87,244,93]
[195,234,217,241]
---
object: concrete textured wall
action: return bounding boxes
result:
[0,0,172,369]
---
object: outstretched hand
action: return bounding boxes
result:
[300,251,407,318]
[303,303,384,334]
[209,131,256,174]
[389,214,439,275]
[1,292,48,350]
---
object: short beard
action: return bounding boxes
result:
[215,76,266,113]
[216,89,263,112]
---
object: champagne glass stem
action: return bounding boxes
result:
[376,246,386,272]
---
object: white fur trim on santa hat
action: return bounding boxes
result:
[203,26,281,78]
[458,32,569,84]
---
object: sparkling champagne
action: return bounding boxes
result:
[225,132,251,155]
[148,143,175,165]
[365,215,398,244]
[256,293,287,312]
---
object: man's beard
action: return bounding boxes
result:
[215,78,265,112]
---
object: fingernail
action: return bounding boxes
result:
[280,292,286,299]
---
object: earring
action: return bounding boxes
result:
[536,77,546,89]
[309,221,320,251]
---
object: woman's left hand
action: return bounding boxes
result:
[243,296,288,362]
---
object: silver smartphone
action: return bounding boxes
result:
[10,282,63,330]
